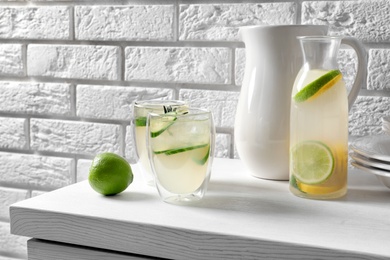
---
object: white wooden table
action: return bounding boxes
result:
[10,158,390,260]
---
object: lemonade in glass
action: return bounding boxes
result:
[146,107,215,204]
[132,100,188,185]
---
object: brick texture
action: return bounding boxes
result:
[0,188,28,221]
[0,117,27,150]
[0,44,23,76]
[349,96,390,136]
[0,6,69,40]
[179,89,239,128]
[0,152,73,190]
[368,49,390,90]
[30,119,121,155]
[302,1,390,42]
[76,85,174,120]
[75,5,174,41]
[0,82,72,116]
[125,47,231,84]
[215,134,232,158]
[27,45,121,80]
[179,3,296,41]
[0,222,28,258]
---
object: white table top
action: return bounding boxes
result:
[10,158,390,260]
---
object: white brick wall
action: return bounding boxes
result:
[0,44,23,76]
[0,6,70,39]
[1,1,390,258]
[179,3,297,41]
[125,47,231,83]
[28,45,121,80]
[0,82,72,115]
[75,5,174,41]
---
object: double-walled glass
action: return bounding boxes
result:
[146,108,215,204]
[131,100,188,185]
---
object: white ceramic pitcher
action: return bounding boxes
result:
[235,25,329,180]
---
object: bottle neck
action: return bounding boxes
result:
[300,37,341,71]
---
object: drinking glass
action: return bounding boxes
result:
[131,100,188,185]
[146,108,215,204]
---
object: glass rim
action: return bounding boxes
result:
[133,99,187,108]
[147,107,211,118]
[297,35,342,41]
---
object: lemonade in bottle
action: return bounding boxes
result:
[289,36,366,199]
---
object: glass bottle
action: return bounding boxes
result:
[289,36,366,199]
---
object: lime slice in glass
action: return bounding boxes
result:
[150,114,177,138]
[135,117,147,127]
[192,144,210,165]
[291,141,334,185]
[154,143,208,156]
[294,70,342,103]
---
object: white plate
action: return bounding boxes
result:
[351,161,390,189]
[350,152,390,171]
[350,135,390,162]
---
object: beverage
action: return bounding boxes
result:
[289,35,366,200]
[132,100,188,185]
[290,69,348,199]
[147,108,215,204]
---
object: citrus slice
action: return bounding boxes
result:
[154,143,208,156]
[291,141,334,185]
[150,114,177,138]
[192,144,210,165]
[290,174,306,193]
[135,117,147,127]
[294,70,342,102]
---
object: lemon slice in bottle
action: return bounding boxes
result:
[291,141,334,185]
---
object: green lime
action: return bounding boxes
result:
[88,152,133,196]
[291,141,334,185]
[294,70,342,103]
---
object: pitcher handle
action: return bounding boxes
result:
[341,37,367,111]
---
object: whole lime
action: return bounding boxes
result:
[88,152,133,196]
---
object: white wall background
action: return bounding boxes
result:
[1,0,390,258]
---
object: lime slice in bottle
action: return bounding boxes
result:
[294,70,342,103]
[290,174,306,193]
[291,141,334,185]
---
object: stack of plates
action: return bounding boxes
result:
[350,135,390,189]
